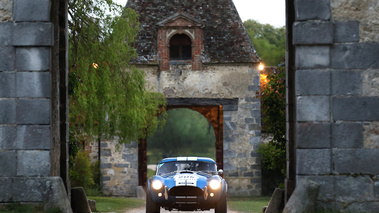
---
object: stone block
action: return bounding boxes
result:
[0,125,16,149]
[0,47,15,71]
[249,136,260,145]
[296,96,330,121]
[295,46,330,69]
[115,163,129,168]
[335,176,373,202]
[332,43,379,69]
[44,177,72,213]
[363,69,379,96]
[14,0,51,21]
[244,118,255,124]
[344,202,379,213]
[0,178,12,202]
[297,176,334,201]
[294,0,330,20]
[224,150,236,158]
[331,70,362,95]
[0,151,17,176]
[283,179,320,213]
[332,97,379,121]
[0,1,12,22]
[101,163,112,169]
[223,105,238,111]
[0,23,12,45]
[332,123,363,148]
[297,149,331,174]
[102,176,111,181]
[375,181,379,198]
[224,121,237,130]
[0,99,16,123]
[250,110,261,117]
[265,188,284,213]
[16,47,51,71]
[293,21,333,44]
[13,22,53,46]
[296,123,331,148]
[16,99,51,124]
[101,149,111,156]
[334,21,359,43]
[15,125,51,149]
[364,122,379,149]
[71,187,91,213]
[16,72,51,98]
[296,70,330,95]
[0,71,15,97]
[17,150,50,176]
[333,149,379,174]
[223,162,236,171]
[12,178,48,202]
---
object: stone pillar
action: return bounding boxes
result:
[223,66,262,196]
[290,0,379,212]
[0,0,71,211]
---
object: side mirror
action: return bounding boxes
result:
[218,169,223,175]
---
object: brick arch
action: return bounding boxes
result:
[167,30,195,44]
[168,33,193,60]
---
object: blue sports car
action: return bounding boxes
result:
[146,157,227,213]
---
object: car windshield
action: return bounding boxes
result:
[157,161,217,175]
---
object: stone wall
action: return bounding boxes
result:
[0,0,71,211]
[100,139,139,196]
[291,0,379,211]
[144,63,262,196]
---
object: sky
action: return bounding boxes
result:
[115,0,285,28]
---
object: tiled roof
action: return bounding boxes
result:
[126,0,260,64]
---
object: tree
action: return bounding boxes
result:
[259,67,286,174]
[147,109,216,161]
[68,0,166,145]
[244,20,285,66]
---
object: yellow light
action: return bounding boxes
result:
[209,179,221,190]
[152,180,163,190]
[158,193,163,197]
[260,74,268,84]
[210,193,214,197]
[258,63,265,71]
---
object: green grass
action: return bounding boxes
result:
[228,197,271,213]
[147,168,156,179]
[87,196,270,213]
[87,196,144,213]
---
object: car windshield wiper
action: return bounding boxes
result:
[159,171,177,176]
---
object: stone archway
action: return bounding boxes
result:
[138,98,238,187]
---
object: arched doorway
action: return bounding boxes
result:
[146,108,217,176]
[138,101,226,187]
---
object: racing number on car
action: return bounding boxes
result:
[174,174,199,186]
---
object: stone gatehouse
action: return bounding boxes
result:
[1,0,379,212]
[98,0,263,197]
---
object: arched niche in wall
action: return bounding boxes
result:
[157,13,204,71]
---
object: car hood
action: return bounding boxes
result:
[157,172,214,189]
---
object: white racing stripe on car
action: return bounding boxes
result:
[187,157,198,161]
[177,157,187,161]
[176,157,198,161]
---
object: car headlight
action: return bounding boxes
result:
[152,180,163,190]
[209,179,221,190]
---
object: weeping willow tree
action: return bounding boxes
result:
[68,0,166,146]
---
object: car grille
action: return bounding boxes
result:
[169,186,203,196]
